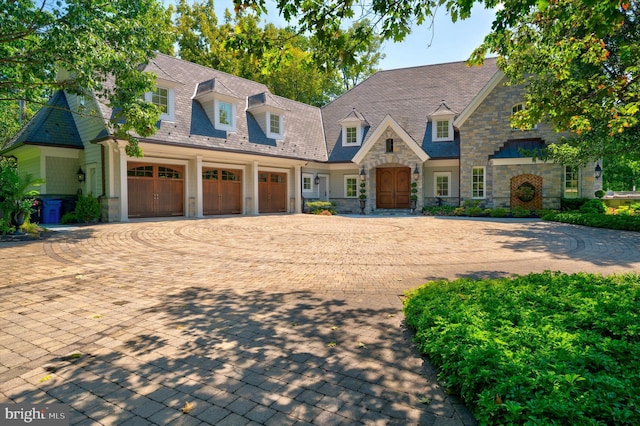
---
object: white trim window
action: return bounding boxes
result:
[267,111,283,139]
[433,119,454,141]
[146,86,175,121]
[344,175,358,198]
[434,172,451,197]
[302,173,313,194]
[472,167,485,199]
[564,166,580,198]
[511,103,536,130]
[342,125,362,147]
[214,99,236,132]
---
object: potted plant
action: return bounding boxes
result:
[0,158,43,233]
[359,182,366,214]
[410,181,418,213]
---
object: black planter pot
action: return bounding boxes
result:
[12,211,26,232]
[410,199,417,214]
[359,199,366,215]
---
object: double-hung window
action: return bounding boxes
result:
[345,175,358,198]
[434,172,451,197]
[564,166,579,198]
[436,120,449,139]
[214,99,236,131]
[267,112,283,139]
[146,86,174,121]
[472,167,485,199]
[346,127,358,145]
[302,173,313,194]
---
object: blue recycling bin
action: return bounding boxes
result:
[42,199,62,224]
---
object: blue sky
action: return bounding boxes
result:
[164,0,496,70]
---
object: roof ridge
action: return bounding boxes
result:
[153,52,271,92]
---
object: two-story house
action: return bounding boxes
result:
[2,53,600,222]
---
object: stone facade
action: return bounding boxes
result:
[358,129,424,211]
[460,79,564,208]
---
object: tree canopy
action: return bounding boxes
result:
[173,0,383,106]
[1,0,175,155]
[234,0,640,163]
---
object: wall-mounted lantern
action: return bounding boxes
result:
[594,163,602,179]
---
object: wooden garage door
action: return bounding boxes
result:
[127,163,184,218]
[203,168,243,215]
[376,167,411,209]
[258,171,287,213]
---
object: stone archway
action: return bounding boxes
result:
[511,174,542,210]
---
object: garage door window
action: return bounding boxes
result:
[222,170,240,181]
[128,165,153,177]
[158,167,182,179]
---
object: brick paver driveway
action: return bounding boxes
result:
[2,215,639,425]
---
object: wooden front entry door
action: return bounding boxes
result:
[376,167,411,209]
[127,163,184,218]
[203,168,243,215]
[258,171,287,213]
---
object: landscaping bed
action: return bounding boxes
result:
[403,271,640,425]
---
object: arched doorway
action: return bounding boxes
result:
[376,167,411,209]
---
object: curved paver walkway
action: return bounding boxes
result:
[1,215,639,425]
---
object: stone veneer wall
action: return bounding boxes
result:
[100,197,120,222]
[359,128,424,211]
[460,79,565,208]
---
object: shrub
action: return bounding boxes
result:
[543,212,640,231]
[305,201,336,215]
[60,212,78,224]
[579,198,606,214]
[422,205,457,216]
[75,194,101,223]
[489,208,508,218]
[403,272,640,425]
[561,197,589,211]
[511,206,531,218]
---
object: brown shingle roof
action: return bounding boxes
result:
[321,58,499,161]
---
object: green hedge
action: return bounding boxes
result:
[542,211,640,231]
[403,272,640,425]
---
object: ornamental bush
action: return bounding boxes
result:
[403,272,640,425]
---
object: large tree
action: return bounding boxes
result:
[233,0,640,163]
[1,0,175,155]
[174,0,383,105]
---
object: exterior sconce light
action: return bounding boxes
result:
[77,167,86,183]
[594,163,602,179]
[413,164,420,181]
[314,174,320,186]
[359,166,366,181]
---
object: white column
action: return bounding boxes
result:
[253,161,260,215]
[118,142,129,222]
[294,165,302,213]
[196,156,203,218]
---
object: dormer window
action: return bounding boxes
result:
[214,99,236,132]
[247,92,287,140]
[436,120,450,139]
[194,78,240,133]
[346,127,358,145]
[429,101,456,142]
[267,112,283,139]
[340,108,368,147]
[145,86,175,121]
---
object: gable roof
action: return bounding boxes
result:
[352,115,429,164]
[321,58,499,162]
[2,91,83,153]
